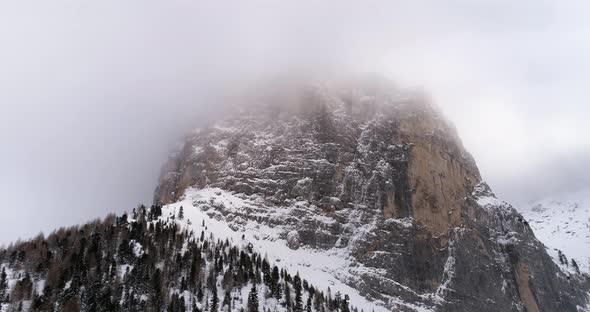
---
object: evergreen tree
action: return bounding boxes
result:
[179,206,184,220]
[558,250,568,266]
[293,273,303,312]
[0,267,7,303]
[272,266,281,299]
[168,294,178,312]
[222,290,231,308]
[151,269,163,310]
[248,284,259,312]
[341,294,350,312]
[179,296,186,312]
[211,284,219,311]
[313,290,322,311]
[284,282,291,308]
[572,259,581,274]
[109,259,117,280]
[197,284,204,302]
[333,292,342,311]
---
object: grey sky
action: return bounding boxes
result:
[1,0,589,244]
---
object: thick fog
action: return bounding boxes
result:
[1,1,589,244]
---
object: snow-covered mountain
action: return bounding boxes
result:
[153,77,590,311]
[1,76,590,312]
[520,189,590,274]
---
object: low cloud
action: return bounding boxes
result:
[1,0,589,243]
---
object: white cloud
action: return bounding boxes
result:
[0,0,589,243]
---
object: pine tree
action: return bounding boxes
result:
[151,268,163,310]
[247,284,259,312]
[572,259,581,274]
[558,250,568,266]
[197,284,204,302]
[179,296,186,312]
[109,259,117,281]
[334,292,342,311]
[168,294,177,312]
[341,294,350,312]
[0,267,7,303]
[294,273,303,312]
[211,284,219,311]
[222,290,231,308]
[313,290,322,311]
[179,206,184,220]
[284,282,291,308]
[272,266,281,299]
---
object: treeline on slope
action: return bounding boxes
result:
[0,205,359,312]
[557,250,582,275]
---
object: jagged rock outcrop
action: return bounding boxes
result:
[154,76,590,311]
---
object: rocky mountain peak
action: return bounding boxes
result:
[152,77,590,311]
[1,77,588,312]
[155,77,480,236]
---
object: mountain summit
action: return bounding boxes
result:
[153,77,590,311]
[155,77,481,237]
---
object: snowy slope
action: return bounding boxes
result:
[520,189,590,273]
[161,187,434,312]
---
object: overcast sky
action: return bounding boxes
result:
[1,0,589,244]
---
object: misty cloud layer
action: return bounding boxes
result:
[1,0,589,244]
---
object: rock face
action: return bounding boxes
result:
[154,77,590,311]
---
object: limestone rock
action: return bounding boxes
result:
[286,230,301,250]
[153,76,590,311]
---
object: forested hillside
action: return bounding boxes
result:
[0,205,355,312]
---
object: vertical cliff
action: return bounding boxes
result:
[153,77,590,311]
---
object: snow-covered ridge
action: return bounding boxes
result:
[519,189,590,274]
[474,182,590,275]
[163,187,434,312]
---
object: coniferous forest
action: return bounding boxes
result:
[0,206,357,312]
